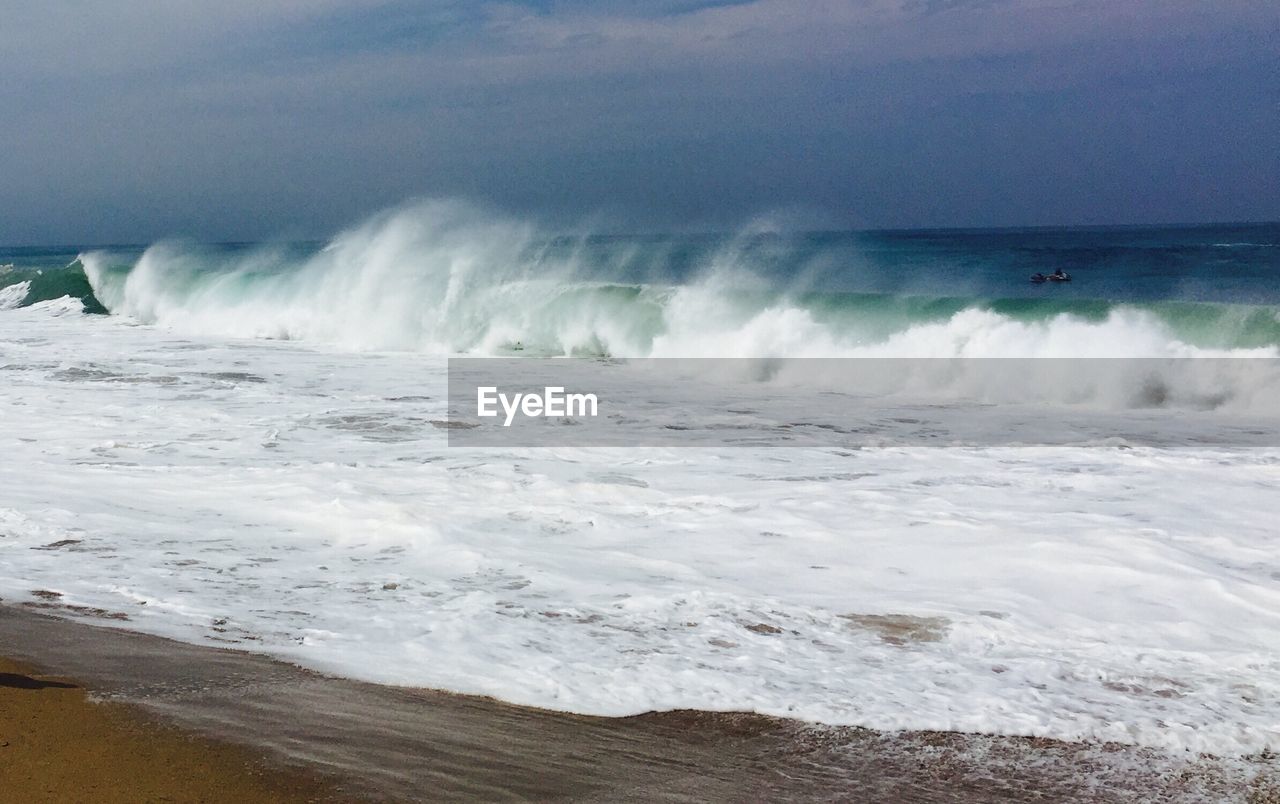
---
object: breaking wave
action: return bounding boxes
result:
[0,266,106,313]
[70,200,1280,359]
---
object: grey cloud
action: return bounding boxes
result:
[1,0,1276,243]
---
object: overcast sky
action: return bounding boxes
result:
[2,0,1277,243]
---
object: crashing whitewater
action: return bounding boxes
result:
[75,201,1280,360]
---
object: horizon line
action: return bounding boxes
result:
[3,218,1278,252]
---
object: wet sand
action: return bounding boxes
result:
[0,605,1275,802]
[0,655,341,803]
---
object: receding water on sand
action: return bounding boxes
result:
[2,607,1275,802]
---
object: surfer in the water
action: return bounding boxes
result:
[1032,269,1070,283]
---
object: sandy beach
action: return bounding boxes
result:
[0,657,340,803]
[1,605,1275,803]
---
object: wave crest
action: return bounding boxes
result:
[79,200,1280,359]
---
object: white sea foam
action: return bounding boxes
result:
[0,281,30,310]
[1,301,1277,756]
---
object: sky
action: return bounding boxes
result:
[1,0,1277,243]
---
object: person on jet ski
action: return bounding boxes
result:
[1050,268,1068,280]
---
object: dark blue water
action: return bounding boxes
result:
[558,223,1280,305]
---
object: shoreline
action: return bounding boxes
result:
[2,605,1276,802]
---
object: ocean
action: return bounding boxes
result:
[1,201,1278,757]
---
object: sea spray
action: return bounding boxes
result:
[68,201,1280,358]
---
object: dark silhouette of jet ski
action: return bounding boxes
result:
[1031,270,1071,283]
